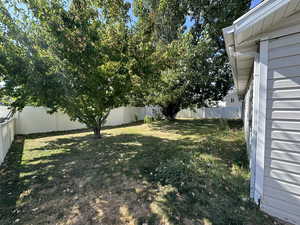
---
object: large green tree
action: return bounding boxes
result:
[0,0,132,137]
[131,0,251,120]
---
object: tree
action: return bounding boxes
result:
[0,0,132,138]
[144,34,232,120]
[131,0,251,120]
[0,2,59,114]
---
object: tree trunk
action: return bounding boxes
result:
[93,127,101,138]
[161,103,180,121]
[92,113,109,138]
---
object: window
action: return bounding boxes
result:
[231,98,234,103]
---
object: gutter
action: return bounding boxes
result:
[223,26,241,96]
[223,0,293,96]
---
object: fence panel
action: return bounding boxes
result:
[205,108,224,118]
[145,106,163,118]
[0,106,146,135]
[177,106,241,119]
[0,105,241,137]
[221,106,242,119]
[122,107,146,124]
[0,118,15,165]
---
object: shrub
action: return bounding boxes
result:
[154,113,163,121]
[144,115,154,124]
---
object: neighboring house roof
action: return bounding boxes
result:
[223,0,300,96]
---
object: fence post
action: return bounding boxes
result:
[0,123,3,164]
[11,119,15,143]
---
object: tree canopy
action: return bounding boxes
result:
[0,0,132,137]
[127,0,251,119]
[0,0,251,135]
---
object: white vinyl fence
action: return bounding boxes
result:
[177,108,205,119]
[177,106,242,119]
[145,106,163,118]
[204,106,242,119]
[0,105,241,135]
[0,118,15,165]
[3,106,146,135]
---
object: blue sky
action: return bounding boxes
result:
[250,0,262,8]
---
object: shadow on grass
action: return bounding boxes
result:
[25,121,144,139]
[0,120,276,225]
[149,119,243,136]
[0,137,25,224]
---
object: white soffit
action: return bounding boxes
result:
[223,0,300,96]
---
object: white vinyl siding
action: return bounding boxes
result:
[253,40,269,205]
[243,81,253,149]
[250,55,261,202]
[262,32,300,224]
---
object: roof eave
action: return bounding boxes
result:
[224,0,297,96]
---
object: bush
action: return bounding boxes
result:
[154,113,163,121]
[144,115,155,124]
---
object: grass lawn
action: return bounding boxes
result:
[0,119,283,225]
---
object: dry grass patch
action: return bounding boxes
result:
[0,119,285,225]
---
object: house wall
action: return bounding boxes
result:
[261,32,300,224]
[220,90,242,107]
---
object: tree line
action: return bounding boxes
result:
[0,0,250,137]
